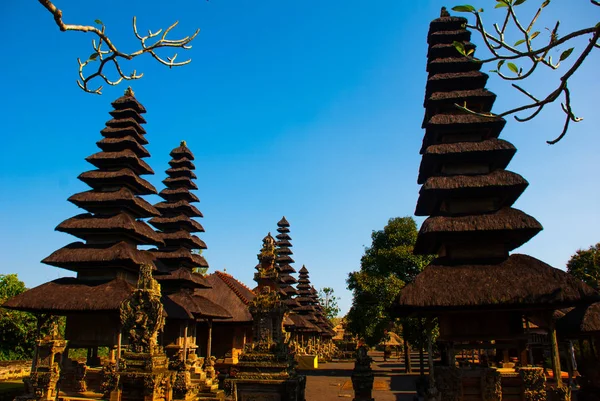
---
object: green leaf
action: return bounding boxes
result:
[452,5,476,12]
[497,59,505,69]
[452,41,466,56]
[467,48,475,56]
[541,0,550,8]
[495,0,509,7]
[507,62,519,73]
[94,19,103,25]
[514,0,527,5]
[559,47,574,61]
[89,52,99,61]
[514,39,526,46]
[489,69,499,73]
[530,31,540,40]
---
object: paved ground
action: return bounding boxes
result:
[300,351,425,401]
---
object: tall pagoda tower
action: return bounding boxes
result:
[4,88,163,361]
[395,8,598,395]
[150,141,209,275]
[293,266,323,343]
[275,217,300,308]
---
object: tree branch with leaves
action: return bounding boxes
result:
[451,0,600,144]
[38,0,200,94]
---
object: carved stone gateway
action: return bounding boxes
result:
[109,264,172,401]
[225,234,306,401]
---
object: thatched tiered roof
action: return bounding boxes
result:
[275,217,300,307]
[395,10,599,315]
[150,141,208,275]
[290,266,322,334]
[6,90,165,314]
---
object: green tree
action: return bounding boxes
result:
[318,287,341,321]
[346,217,434,347]
[0,274,38,360]
[567,243,600,290]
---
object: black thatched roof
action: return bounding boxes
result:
[42,241,156,272]
[155,267,211,288]
[418,139,516,184]
[78,168,157,195]
[557,302,600,337]
[415,170,528,216]
[395,254,599,314]
[414,207,542,255]
[69,188,160,218]
[86,150,154,176]
[163,291,231,320]
[2,278,134,313]
[96,136,151,158]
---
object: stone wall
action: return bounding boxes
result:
[0,360,31,381]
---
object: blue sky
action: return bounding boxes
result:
[1,0,598,315]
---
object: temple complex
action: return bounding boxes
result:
[394,8,599,401]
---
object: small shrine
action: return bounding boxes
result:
[394,8,599,401]
[225,234,306,401]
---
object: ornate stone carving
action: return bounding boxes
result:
[351,345,374,401]
[481,368,502,401]
[120,264,165,354]
[520,367,546,401]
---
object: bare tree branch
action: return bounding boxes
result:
[38,0,199,94]
[451,1,599,143]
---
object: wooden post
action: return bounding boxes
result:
[426,320,435,387]
[206,319,213,362]
[548,318,563,388]
[31,316,42,371]
[183,322,189,362]
[404,342,412,373]
[116,330,122,369]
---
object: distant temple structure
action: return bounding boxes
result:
[394,9,598,401]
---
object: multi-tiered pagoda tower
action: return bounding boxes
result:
[293,266,323,346]
[275,217,300,308]
[5,90,163,364]
[395,8,598,397]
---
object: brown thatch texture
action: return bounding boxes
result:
[96,136,151,158]
[165,167,197,179]
[170,145,195,160]
[154,200,203,218]
[78,168,157,195]
[42,241,155,271]
[149,215,204,232]
[278,216,290,227]
[414,207,542,254]
[428,42,475,61]
[159,188,200,203]
[164,291,231,320]
[202,272,255,322]
[69,188,160,218]
[428,29,471,46]
[111,95,147,113]
[557,302,600,337]
[151,248,208,268]
[105,117,146,135]
[109,108,147,124]
[426,71,488,96]
[429,16,469,34]
[162,176,198,190]
[160,231,206,249]
[86,150,154,175]
[155,267,211,288]
[100,127,148,145]
[418,139,516,183]
[57,212,164,246]
[416,170,528,216]
[2,278,134,313]
[396,254,599,313]
[168,157,195,170]
[286,314,320,332]
[421,169,527,191]
[427,57,481,75]
[427,112,505,128]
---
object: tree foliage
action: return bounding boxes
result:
[318,287,341,321]
[346,217,434,346]
[0,274,38,360]
[451,0,600,143]
[567,242,600,290]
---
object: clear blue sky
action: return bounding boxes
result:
[1,1,598,315]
